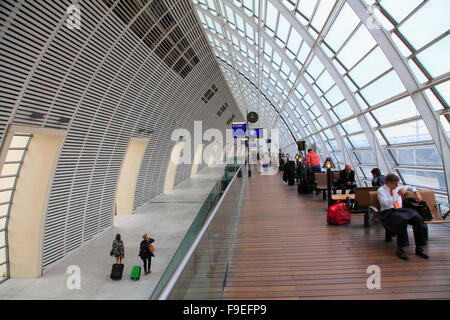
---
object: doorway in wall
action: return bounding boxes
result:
[0,133,32,283]
[0,125,65,281]
[115,138,149,215]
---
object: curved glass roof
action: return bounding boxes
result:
[192,0,450,202]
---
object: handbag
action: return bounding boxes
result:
[327,201,351,225]
[110,249,114,257]
[148,243,155,254]
[403,198,433,221]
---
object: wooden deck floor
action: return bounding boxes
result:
[222,171,450,300]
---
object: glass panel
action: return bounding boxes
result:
[398,0,450,49]
[380,120,432,144]
[337,25,376,69]
[354,151,376,164]
[408,59,429,84]
[384,149,396,165]
[324,85,344,106]
[297,0,318,21]
[0,247,6,264]
[1,163,21,176]
[360,71,406,105]
[333,101,353,119]
[398,169,446,191]
[0,232,4,247]
[435,81,450,106]
[307,56,323,79]
[0,217,6,229]
[311,0,335,31]
[416,36,450,78]
[315,70,334,93]
[0,177,15,188]
[341,118,362,134]
[324,3,359,51]
[360,166,374,178]
[380,0,423,23]
[10,135,30,148]
[276,15,290,44]
[439,115,450,138]
[348,134,370,148]
[371,97,418,125]
[0,263,7,281]
[389,146,442,167]
[265,1,278,31]
[334,151,344,163]
[5,150,25,162]
[349,47,391,87]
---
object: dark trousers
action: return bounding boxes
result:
[338,183,356,194]
[141,255,152,271]
[382,208,427,248]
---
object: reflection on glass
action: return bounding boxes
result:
[389,147,442,167]
[398,169,446,191]
[381,120,432,144]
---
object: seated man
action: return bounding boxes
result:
[305,149,321,172]
[371,168,386,186]
[377,173,428,260]
[337,164,357,194]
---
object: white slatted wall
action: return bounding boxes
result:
[0,0,243,270]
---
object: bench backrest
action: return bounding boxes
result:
[354,186,380,208]
[314,172,328,188]
[368,189,441,221]
[332,171,340,182]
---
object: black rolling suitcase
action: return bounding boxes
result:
[110,263,124,280]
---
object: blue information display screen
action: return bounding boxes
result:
[232,122,246,138]
[250,128,261,137]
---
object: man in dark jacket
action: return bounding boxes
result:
[139,234,155,275]
[371,168,386,186]
[337,164,356,194]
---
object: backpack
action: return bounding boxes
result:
[327,201,351,225]
[403,198,433,221]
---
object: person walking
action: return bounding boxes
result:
[139,234,155,275]
[110,234,124,264]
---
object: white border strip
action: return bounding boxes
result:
[157,166,243,300]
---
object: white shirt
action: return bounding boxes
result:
[377,184,417,212]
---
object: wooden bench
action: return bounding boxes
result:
[314,172,328,199]
[348,186,380,227]
[368,189,450,239]
[314,171,341,199]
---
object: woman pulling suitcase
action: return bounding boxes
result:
[139,234,155,275]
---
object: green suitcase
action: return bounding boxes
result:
[130,265,141,280]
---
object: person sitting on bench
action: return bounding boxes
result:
[371,168,386,186]
[305,149,321,172]
[377,173,429,261]
[337,164,356,194]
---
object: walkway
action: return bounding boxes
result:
[222,171,450,299]
[0,165,224,300]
